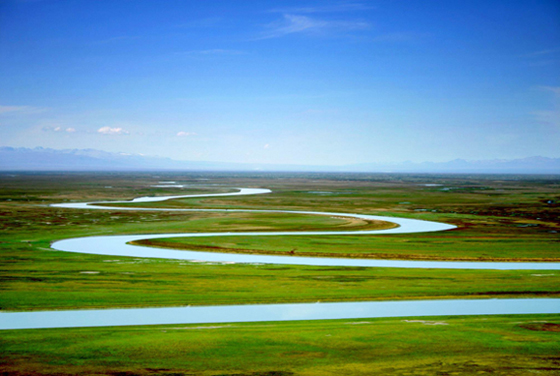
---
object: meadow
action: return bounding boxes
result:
[0,171,559,375]
[2,314,559,376]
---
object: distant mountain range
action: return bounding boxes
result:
[1,147,559,174]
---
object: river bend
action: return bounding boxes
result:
[1,187,558,330]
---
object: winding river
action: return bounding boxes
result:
[1,187,559,330]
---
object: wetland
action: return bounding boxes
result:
[1,171,559,375]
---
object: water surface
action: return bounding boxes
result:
[2,299,558,330]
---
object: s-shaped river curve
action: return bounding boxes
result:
[1,187,559,330]
[50,187,559,270]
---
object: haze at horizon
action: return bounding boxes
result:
[0,0,558,166]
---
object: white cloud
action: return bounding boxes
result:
[177,131,197,137]
[42,126,77,133]
[98,126,129,135]
[259,14,369,39]
[264,143,270,149]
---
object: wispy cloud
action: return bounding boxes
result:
[525,60,560,67]
[176,17,223,29]
[94,35,140,45]
[0,105,47,115]
[98,126,129,135]
[258,14,370,39]
[539,86,560,95]
[521,48,560,67]
[178,49,247,56]
[521,47,560,57]
[269,3,374,14]
[0,105,30,114]
[177,131,197,137]
[532,86,560,128]
[371,32,430,43]
[533,109,560,128]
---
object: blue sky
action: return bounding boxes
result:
[1,0,559,165]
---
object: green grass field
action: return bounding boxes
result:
[1,171,559,374]
[1,315,559,375]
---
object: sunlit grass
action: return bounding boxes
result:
[1,314,559,375]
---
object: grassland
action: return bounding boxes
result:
[135,176,559,261]
[1,315,559,375]
[4,247,560,311]
[1,171,559,374]
[134,229,560,261]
